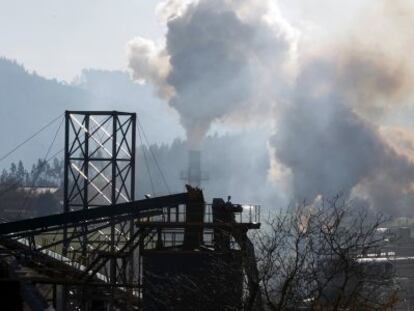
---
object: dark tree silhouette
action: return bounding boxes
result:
[254,196,398,310]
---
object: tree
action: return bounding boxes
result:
[134,196,397,311]
[16,160,27,184]
[254,196,398,311]
[0,158,63,220]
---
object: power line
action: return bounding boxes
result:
[0,113,63,164]
[137,124,156,195]
[20,115,65,210]
[30,115,64,183]
[137,118,171,194]
[44,116,64,160]
[0,115,65,199]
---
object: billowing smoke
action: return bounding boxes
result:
[270,58,414,215]
[128,0,296,148]
[127,37,174,100]
[268,0,414,215]
[129,0,414,216]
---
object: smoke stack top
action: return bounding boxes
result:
[188,150,202,187]
[180,150,208,188]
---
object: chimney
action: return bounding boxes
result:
[188,150,202,187]
[181,150,208,187]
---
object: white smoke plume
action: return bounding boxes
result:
[128,0,414,216]
[128,0,297,148]
[127,37,174,100]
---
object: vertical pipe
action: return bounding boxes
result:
[110,113,117,310]
[188,150,201,187]
[131,113,136,203]
[61,111,70,311]
[63,111,70,215]
[83,114,89,211]
[63,111,70,249]
[82,115,89,259]
[129,113,137,292]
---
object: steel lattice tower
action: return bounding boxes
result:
[0,110,262,311]
[63,111,136,309]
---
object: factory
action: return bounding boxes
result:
[0,111,261,311]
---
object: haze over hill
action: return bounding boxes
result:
[0,57,279,207]
[0,58,183,167]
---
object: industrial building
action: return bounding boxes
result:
[0,111,261,310]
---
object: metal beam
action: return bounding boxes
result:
[0,193,188,235]
[135,222,260,229]
[66,111,135,116]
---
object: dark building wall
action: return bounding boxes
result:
[142,250,243,311]
[0,263,22,311]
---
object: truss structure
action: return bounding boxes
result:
[0,191,192,310]
[63,111,136,309]
[0,111,263,311]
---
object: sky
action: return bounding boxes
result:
[0,0,163,81]
[0,0,373,82]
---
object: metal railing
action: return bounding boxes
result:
[145,203,260,224]
[142,203,260,250]
[143,228,243,250]
[204,204,261,224]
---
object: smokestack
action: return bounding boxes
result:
[181,150,208,187]
[188,150,201,187]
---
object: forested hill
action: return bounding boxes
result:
[0,58,182,167]
[0,58,280,209]
[0,58,89,166]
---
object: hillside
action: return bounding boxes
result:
[0,58,182,167]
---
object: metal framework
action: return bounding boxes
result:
[0,111,262,311]
[62,111,136,309]
[0,191,196,310]
[0,187,261,310]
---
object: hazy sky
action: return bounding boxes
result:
[0,0,373,82]
[0,0,163,81]
[2,0,414,214]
